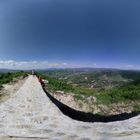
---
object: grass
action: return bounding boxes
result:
[74,94,85,101]
[133,104,140,112]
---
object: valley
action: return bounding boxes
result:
[39,68,140,115]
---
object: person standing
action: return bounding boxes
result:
[32,70,35,76]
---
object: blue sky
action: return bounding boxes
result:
[0,0,140,69]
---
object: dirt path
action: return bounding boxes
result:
[0,76,140,140]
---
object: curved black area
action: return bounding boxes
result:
[42,87,140,123]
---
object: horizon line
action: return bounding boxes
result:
[0,67,140,71]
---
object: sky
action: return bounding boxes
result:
[0,0,140,69]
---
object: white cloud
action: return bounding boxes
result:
[0,60,69,69]
[124,64,140,70]
[92,63,97,67]
[62,62,68,65]
[0,60,139,70]
[125,64,134,68]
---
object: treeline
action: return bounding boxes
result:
[96,83,140,104]
[120,70,140,81]
[0,71,28,88]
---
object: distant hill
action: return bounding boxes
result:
[0,69,15,73]
[0,69,28,73]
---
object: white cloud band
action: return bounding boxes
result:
[0,60,68,69]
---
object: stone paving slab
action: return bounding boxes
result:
[0,76,140,140]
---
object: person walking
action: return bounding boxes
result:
[32,70,35,76]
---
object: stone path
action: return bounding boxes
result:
[0,76,140,140]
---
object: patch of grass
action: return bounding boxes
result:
[96,92,112,105]
[74,94,84,101]
[133,104,140,112]
[0,71,28,85]
[73,87,96,96]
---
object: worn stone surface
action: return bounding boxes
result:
[0,76,140,140]
[0,77,27,103]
